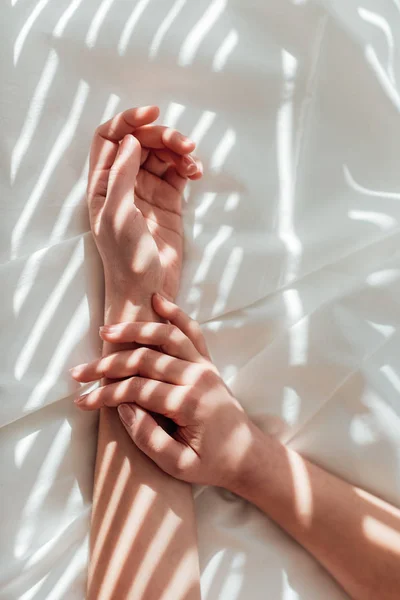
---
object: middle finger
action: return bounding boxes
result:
[135,125,195,155]
[71,347,202,385]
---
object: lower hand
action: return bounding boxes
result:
[71,295,256,491]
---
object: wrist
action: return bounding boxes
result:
[103,289,162,356]
[226,421,271,499]
[104,292,159,325]
[104,272,163,325]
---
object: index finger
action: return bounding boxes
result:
[89,105,160,176]
[152,294,211,359]
[99,321,202,362]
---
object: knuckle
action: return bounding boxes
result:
[159,324,173,346]
[162,127,175,143]
[119,379,135,402]
[182,399,196,421]
[110,161,126,178]
[190,319,202,337]
[166,302,181,318]
[179,388,197,417]
[99,355,112,374]
[136,347,153,372]
[168,325,183,345]
[102,382,121,406]
[169,453,195,480]
[134,426,150,448]
[99,206,114,230]
[91,387,105,405]
[127,376,143,395]
[166,323,177,337]
[168,460,185,479]
[137,346,149,359]
[200,366,218,386]
[165,394,181,418]
[102,392,115,407]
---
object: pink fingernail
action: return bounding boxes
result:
[70,364,86,377]
[182,136,195,146]
[120,134,134,155]
[177,132,189,142]
[100,324,123,334]
[154,293,166,303]
[74,394,88,405]
[137,105,158,114]
[118,404,135,426]
[187,164,197,175]
[183,155,196,167]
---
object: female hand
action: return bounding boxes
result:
[87,105,202,309]
[71,295,256,490]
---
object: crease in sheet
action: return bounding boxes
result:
[201,226,400,333]
[284,326,400,447]
[227,245,400,441]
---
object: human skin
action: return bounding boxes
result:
[84,106,203,600]
[72,296,400,600]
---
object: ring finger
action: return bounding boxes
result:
[75,377,189,424]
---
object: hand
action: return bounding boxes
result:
[87,105,202,315]
[70,295,256,490]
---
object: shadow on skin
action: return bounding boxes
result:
[5,0,400,598]
[86,408,200,600]
[74,339,400,598]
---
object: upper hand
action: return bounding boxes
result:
[71,295,255,490]
[87,106,202,303]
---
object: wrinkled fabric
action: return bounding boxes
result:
[1,0,400,598]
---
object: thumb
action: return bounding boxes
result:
[118,404,191,479]
[105,134,141,213]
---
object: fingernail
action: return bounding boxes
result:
[137,105,157,114]
[74,394,88,405]
[70,364,86,377]
[117,134,134,159]
[154,292,166,303]
[187,164,197,176]
[183,155,196,167]
[176,131,195,145]
[100,324,123,335]
[118,404,135,425]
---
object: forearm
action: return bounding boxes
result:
[87,295,200,600]
[233,425,400,600]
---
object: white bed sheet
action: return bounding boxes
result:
[2,0,400,598]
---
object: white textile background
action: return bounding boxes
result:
[1,1,400,598]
